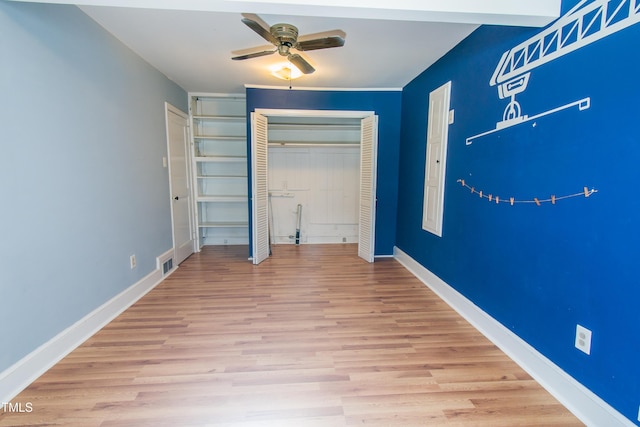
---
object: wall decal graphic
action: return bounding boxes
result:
[466,0,640,145]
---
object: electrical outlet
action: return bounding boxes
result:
[130,254,136,269]
[575,324,592,355]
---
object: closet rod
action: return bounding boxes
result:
[268,143,359,147]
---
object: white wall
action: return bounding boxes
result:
[269,146,360,244]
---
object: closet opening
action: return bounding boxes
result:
[251,109,378,264]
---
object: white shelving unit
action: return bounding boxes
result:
[190,93,248,247]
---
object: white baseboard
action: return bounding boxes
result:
[0,250,173,403]
[393,246,635,427]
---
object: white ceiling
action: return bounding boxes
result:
[9,1,561,93]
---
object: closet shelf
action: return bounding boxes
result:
[193,135,246,141]
[268,123,360,131]
[197,175,247,179]
[195,156,246,162]
[193,115,246,121]
[199,221,248,228]
[197,195,248,202]
[268,142,359,147]
[191,93,248,247]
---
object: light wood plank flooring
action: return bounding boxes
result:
[1,244,583,426]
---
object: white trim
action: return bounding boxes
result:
[393,246,635,427]
[254,108,375,119]
[245,84,402,92]
[188,92,246,99]
[251,109,379,261]
[0,254,171,403]
[46,1,559,26]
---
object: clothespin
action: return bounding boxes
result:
[551,195,556,205]
[534,198,541,206]
[479,190,483,198]
[488,194,493,202]
[495,196,499,204]
[584,187,590,197]
[510,197,515,206]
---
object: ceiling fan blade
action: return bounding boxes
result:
[296,29,346,51]
[241,13,278,45]
[231,49,276,60]
[288,53,315,74]
[232,44,274,56]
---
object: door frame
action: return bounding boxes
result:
[251,108,377,262]
[164,102,196,264]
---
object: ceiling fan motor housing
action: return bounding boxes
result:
[271,23,298,55]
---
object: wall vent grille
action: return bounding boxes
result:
[162,259,173,275]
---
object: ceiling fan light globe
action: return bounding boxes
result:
[271,64,303,80]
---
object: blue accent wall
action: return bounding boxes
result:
[396,11,640,426]
[246,87,402,256]
[0,2,186,373]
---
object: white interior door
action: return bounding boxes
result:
[251,112,270,265]
[358,115,378,263]
[422,81,452,237]
[165,103,195,265]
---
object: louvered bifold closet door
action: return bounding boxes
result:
[358,115,378,263]
[251,113,270,265]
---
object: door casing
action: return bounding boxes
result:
[250,108,378,263]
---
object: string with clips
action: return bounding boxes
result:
[456,179,598,206]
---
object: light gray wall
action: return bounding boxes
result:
[0,2,187,372]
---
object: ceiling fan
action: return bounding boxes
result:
[231,13,346,75]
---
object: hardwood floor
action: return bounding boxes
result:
[1,245,583,426]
